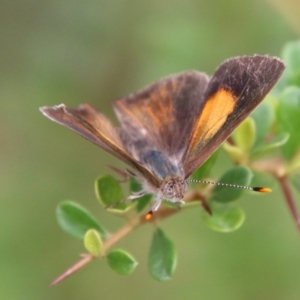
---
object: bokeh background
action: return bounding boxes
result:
[1,0,300,299]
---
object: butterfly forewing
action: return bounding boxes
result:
[183,55,285,177]
[114,71,209,158]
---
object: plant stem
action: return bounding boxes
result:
[51,190,202,286]
[51,254,94,286]
[277,175,300,232]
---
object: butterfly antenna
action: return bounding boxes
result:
[187,179,272,193]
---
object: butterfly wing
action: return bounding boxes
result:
[183,55,285,178]
[40,104,161,187]
[114,71,209,160]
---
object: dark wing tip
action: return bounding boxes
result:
[224,55,285,74]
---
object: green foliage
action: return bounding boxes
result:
[107,250,138,275]
[148,228,177,281]
[251,102,274,147]
[202,203,245,232]
[95,174,126,209]
[251,133,290,158]
[277,87,300,159]
[52,40,300,284]
[130,177,152,212]
[84,229,104,257]
[191,150,219,180]
[211,166,253,203]
[282,41,300,86]
[234,118,256,152]
[56,201,108,240]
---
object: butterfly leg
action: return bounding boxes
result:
[105,190,147,209]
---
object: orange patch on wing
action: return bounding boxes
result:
[189,88,237,152]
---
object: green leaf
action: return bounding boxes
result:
[282,40,300,86]
[234,117,256,151]
[191,150,219,180]
[148,228,176,281]
[251,133,290,157]
[130,177,152,212]
[202,202,245,232]
[223,142,245,164]
[107,249,138,275]
[95,174,126,209]
[84,229,104,257]
[251,102,274,146]
[277,87,300,160]
[56,201,109,240]
[211,166,253,203]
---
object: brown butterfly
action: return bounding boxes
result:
[40,55,285,213]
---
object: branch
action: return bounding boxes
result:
[252,157,300,232]
[277,175,300,232]
[51,190,202,286]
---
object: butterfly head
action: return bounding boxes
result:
[154,176,188,211]
[161,177,187,200]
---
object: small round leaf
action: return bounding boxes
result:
[202,202,245,232]
[95,174,126,209]
[148,228,177,281]
[107,249,138,275]
[211,166,253,203]
[56,201,108,240]
[84,229,104,257]
[223,142,245,164]
[234,117,256,151]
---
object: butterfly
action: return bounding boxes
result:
[40,55,285,214]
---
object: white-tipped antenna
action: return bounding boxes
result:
[187,179,272,193]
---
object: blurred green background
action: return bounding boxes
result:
[1,0,300,299]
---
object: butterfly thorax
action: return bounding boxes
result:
[137,149,188,211]
[138,149,184,180]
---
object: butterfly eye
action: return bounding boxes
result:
[167,183,174,193]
